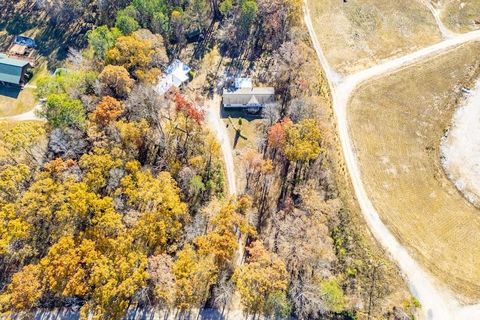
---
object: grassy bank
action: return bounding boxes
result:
[348,41,480,302]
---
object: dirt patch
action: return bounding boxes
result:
[441,79,480,208]
[306,0,442,75]
[348,41,480,301]
[0,86,36,117]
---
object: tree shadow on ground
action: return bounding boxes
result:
[32,309,80,320]
[1,7,92,70]
[22,307,229,320]
[1,13,36,35]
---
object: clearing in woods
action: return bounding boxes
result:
[307,0,442,75]
[0,65,46,118]
[348,41,480,301]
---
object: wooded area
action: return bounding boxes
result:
[0,0,417,319]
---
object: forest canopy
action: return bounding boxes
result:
[0,0,414,319]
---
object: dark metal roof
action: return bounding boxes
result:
[0,55,31,84]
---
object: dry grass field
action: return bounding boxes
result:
[0,86,36,117]
[434,0,480,33]
[348,41,480,301]
[306,0,442,75]
[0,65,46,117]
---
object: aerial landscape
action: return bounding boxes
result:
[0,0,479,319]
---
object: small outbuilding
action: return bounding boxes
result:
[14,35,36,48]
[222,78,275,110]
[0,54,31,86]
[8,36,36,59]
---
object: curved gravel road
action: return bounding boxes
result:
[304,2,480,319]
[206,96,237,196]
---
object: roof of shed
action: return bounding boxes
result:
[0,56,30,84]
[0,56,30,67]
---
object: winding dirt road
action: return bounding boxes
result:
[0,104,42,122]
[206,96,237,196]
[304,2,480,319]
[419,0,458,39]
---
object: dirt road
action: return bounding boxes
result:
[206,96,237,196]
[304,1,480,318]
[0,104,42,122]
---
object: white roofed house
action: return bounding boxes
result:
[155,59,191,94]
[222,78,275,112]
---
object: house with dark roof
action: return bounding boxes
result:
[0,54,31,86]
[222,78,275,110]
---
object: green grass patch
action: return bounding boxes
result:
[0,64,47,117]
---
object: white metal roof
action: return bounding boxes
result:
[155,60,191,94]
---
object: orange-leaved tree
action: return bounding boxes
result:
[90,96,124,126]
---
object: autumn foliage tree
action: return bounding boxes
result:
[0,122,46,168]
[0,264,43,311]
[233,240,289,316]
[174,93,205,125]
[40,236,100,297]
[283,119,322,163]
[90,96,124,126]
[196,202,255,264]
[98,65,135,99]
[79,149,122,192]
[107,35,153,70]
[106,34,160,83]
[172,244,218,309]
[0,164,31,206]
[267,117,292,156]
[117,161,188,254]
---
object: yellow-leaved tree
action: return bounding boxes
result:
[233,240,289,316]
[0,204,30,255]
[107,35,153,72]
[117,161,188,254]
[40,236,103,297]
[84,233,148,320]
[195,201,255,264]
[0,164,31,206]
[283,119,323,163]
[172,244,218,309]
[0,121,46,165]
[98,65,135,99]
[79,148,122,193]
